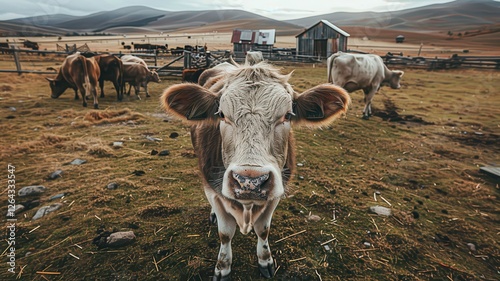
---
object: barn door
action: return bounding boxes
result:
[331,38,339,54]
[314,39,327,58]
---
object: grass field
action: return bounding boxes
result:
[0,62,499,280]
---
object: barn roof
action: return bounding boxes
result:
[296,20,350,38]
[231,29,276,45]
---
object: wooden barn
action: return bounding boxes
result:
[231,29,275,58]
[295,20,350,59]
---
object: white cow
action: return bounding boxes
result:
[161,52,350,280]
[327,52,404,119]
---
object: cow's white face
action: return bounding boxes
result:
[161,61,350,202]
[388,70,404,89]
[218,75,294,201]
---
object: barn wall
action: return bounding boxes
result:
[233,43,272,58]
[296,22,348,57]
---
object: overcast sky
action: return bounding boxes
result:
[0,0,474,21]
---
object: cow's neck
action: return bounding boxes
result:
[241,203,254,234]
[382,64,393,83]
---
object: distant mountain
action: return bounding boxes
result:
[0,6,302,36]
[285,0,500,32]
[0,0,499,36]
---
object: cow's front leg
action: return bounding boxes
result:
[113,81,123,101]
[99,79,105,98]
[134,84,141,100]
[92,86,99,109]
[362,87,376,119]
[144,82,151,97]
[73,89,79,100]
[254,199,279,279]
[213,207,236,281]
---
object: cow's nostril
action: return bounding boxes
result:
[232,172,270,191]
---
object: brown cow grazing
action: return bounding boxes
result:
[161,52,350,280]
[122,62,160,99]
[120,55,160,97]
[93,54,124,101]
[46,52,100,109]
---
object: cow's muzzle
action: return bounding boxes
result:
[230,170,272,200]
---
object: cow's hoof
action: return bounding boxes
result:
[212,273,230,281]
[74,96,79,100]
[362,115,370,120]
[146,94,151,98]
[209,213,217,225]
[136,96,141,100]
[83,103,87,107]
[259,263,275,279]
[100,94,105,98]
[94,104,99,109]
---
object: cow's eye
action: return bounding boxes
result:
[278,112,294,124]
[218,111,225,119]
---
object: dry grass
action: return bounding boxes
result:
[0,62,499,281]
[83,108,145,124]
[0,133,70,157]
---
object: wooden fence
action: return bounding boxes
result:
[1,46,498,76]
[0,46,235,77]
[381,54,500,70]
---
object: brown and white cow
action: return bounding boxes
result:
[121,55,160,97]
[327,52,404,119]
[46,52,100,109]
[161,53,350,280]
[122,62,160,99]
[93,54,123,101]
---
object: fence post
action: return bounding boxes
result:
[184,51,191,69]
[11,47,22,75]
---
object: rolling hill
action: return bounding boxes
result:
[285,0,500,32]
[0,0,499,36]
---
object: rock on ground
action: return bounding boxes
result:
[32,203,63,220]
[369,205,392,216]
[18,185,46,197]
[106,231,136,247]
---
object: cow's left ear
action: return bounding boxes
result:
[395,70,404,77]
[161,83,219,122]
[293,84,350,126]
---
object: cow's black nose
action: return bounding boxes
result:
[232,172,270,191]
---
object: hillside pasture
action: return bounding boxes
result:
[0,61,499,280]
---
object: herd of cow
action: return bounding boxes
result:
[158,51,403,280]
[47,52,160,108]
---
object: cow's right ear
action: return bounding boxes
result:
[45,77,54,82]
[161,83,219,122]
